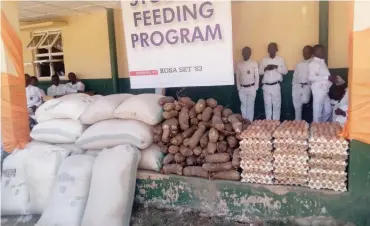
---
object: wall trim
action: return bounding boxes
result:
[319,1,329,63]
[107,8,119,94]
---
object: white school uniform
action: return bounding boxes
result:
[308,57,332,122]
[259,55,288,120]
[333,89,348,127]
[47,84,77,96]
[26,85,43,116]
[236,59,259,121]
[66,81,85,92]
[292,59,312,120]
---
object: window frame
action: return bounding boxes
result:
[37,31,61,49]
[26,32,47,49]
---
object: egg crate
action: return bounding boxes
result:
[241,158,274,165]
[274,148,309,156]
[309,175,347,182]
[240,140,273,149]
[309,169,347,180]
[274,155,309,163]
[241,178,274,185]
[308,149,348,159]
[309,142,349,150]
[240,144,273,152]
[274,171,308,179]
[240,138,273,145]
[240,164,274,172]
[308,158,347,170]
[273,143,308,150]
[273,164,309,173]
[240,120,280,139]
[240,152,273,160]
[241,168,273,175]
[274,179,308,186]
[241,172,274,184]
[308,179,347,192]
[240,148,273,154]
[274,138,309,145]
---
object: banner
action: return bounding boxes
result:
[121,0,234,89]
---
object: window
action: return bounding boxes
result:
[27,30,65,78]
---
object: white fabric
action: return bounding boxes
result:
[26,144,70,214]
[292,60,312,120]
[114,94,164,125]
[30,119,85,143]
[26,85,43,109]
[85,150,101,157]
[139,144,164,172]
[259,56,288,84]
[39,88,46,97]
[79,94,133,125]
[263,88,281,120]
[239,88,256,121]
[1,149,30,215]
[75,119,153,150]
[47,84,77,96]
[81,145,141,226]
[66,81,85,92]
[333,89,349,127]
[309,57,333,122]
[36,155,95,226]
[236,60,259,91]
[55,143,85,154]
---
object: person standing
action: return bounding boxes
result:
[308,44,336,122]
[292,45,313,120]
[47,75,77,97]
[236,47,259,121]
[259,43,288,120]
[66,72,85,92]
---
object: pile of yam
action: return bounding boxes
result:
[156,96,250,181]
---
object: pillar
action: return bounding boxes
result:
[1,2,30,152]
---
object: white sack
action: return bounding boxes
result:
[26,145,70,214]
[75,119,153,150]
[1,149,30,215]
[26,141,85,154]
[36,155,95,226]
[35,94,94,122]
[79,94,133,125]
[114,94,164,125]
[81,145,141,226]
[30,119,85,143]
[85,150,101,156]
[139,144,164,172]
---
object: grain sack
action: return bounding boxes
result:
[75,119,153,150]
[85,150,101,156]
[35,94,94,122]
[1,149,30,215]
[114,94,164,125]
[79,94,133,125]
[26,141,85,154]
[30,119,85,143]
[81,145,141,226]
[139,144,164,171]
[36,155,95,226]
[26,144,70,214]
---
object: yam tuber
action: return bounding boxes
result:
[209,128,219,143]
[162,128,170,143]
[163,154,174,164]
[201,148,209,157]
[213,105,224,114]
[193,146,203,156]
[202,162,233,172]
[205,153,230,163]
[190,118,199,126]
[174,102,182,111]
[179,145,193,157]
[212,170,240,181]
[174,153,186,163]
[186,156,197,166]
[206,98,218,108]
[163,102,176,111]
[228,114,243,133]
[195,99,206,113]
[199,131,209,148]
[188,124,207,149]
[179,107,190,130]
[224,123,233,132]
[162,164,183,175]
[212,107,224,131]
[232,148,241,168]
[226,136,238,148]
[179,97,195,108]
[182,126,197,138]
[222,117,229,124]
[168,145,180,154]
[197,114,202,120]
[198,121,212,128]
[153,124,163,135]
[226,147,233,155]
[159,96,175,106]
[217,141,228,153]
[189,107,196,119]
[183,138,190,147]
[218,134,225,141]
[162,110,178,119]
[162,118,179,131]
[183,166,208,178]
[158,142,168,153]
[154,134,161,143]
[170,134,184,146]
[207,142,217,154]
[201,107,213,122]
[222,108,233,118]
[196,156,204,165]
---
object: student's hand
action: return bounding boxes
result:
[328,75,336,83]
[335,108,346,116]
[264,65,272,71]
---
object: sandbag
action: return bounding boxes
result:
[30,119,85,143]
[139,144,164,172]
[35,94,94,122]
[36,155,95,226]
[79,94,133,125]
[114,94,164,125]
[26,144,70,214]
[81,145,141,226]
[75,119,153,150]
[1,149,30,215]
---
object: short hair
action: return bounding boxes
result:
[68,72,76,77]
[30,76,38,81]
[51,74,58,79]
[25,74,31,78]
[268,42,278,48]
[313,44,324,52]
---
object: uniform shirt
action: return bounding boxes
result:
[292,59,311,84]
[66,81,85,92]
[236,60,259,91]
[259,56,288,84]
[308,57,332,92]
[47,84,77,96]
[333,89,349,126]
[39,88,46,97]
[26,85,43,109]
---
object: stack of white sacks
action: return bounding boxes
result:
[1,93,166,226]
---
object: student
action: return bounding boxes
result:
[292,45,313,120]
[308,44,336,122]
[236,46,259,121]
[259,43,288,120]
[66,72,85,92]
[30,76,46,97]
[333,88,348,127]
[47,74,77,97]
[25,74,43,114]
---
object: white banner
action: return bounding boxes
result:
[121,0,234,89]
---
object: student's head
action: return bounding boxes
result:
[313,44,325,59]
[30,76,39,86]
[268,42,278,58]
[68,72,77,84]
[51,74,60,86]
[241,47,252,61]
[303,45,313,60]
[25,74,31,86]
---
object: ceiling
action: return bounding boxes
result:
[19,1,121,22]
